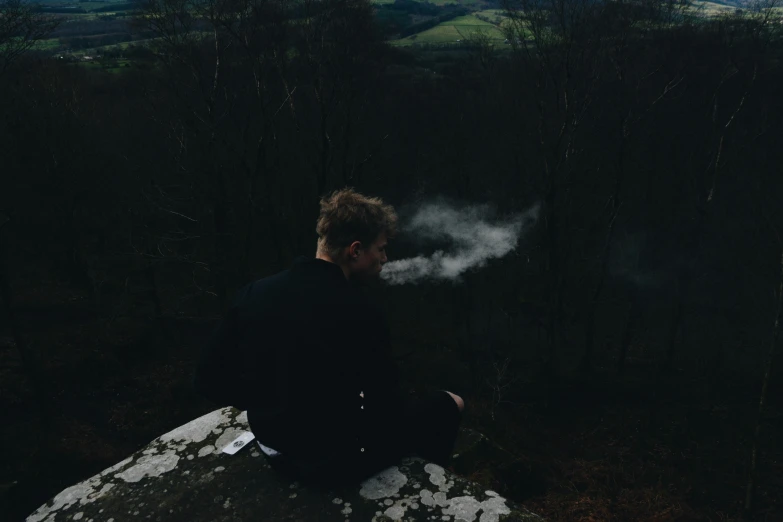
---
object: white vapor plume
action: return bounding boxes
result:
[380,201,540,285]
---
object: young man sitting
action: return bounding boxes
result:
[194,188,464,487]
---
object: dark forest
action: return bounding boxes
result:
[1,0,783,519]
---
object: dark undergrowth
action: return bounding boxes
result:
[1,278,781,522]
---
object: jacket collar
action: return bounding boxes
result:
[292,256,347,283]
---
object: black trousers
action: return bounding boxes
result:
[260,390,462,489]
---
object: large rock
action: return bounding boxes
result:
[26,407,543,522]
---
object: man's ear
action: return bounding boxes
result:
[348,241,363,260]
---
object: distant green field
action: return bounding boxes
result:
[33,0,137,15]
[449,14,494,25]
[415,0,479,6]
[95,37,160,51]
[78,2,116,9]
[688,0,783,17]
[391,14,507,46]
[34,0,130,5]
[29,38,62,50]
[693,0,737,16]
[74,59,135,73]
[475,9,507,17]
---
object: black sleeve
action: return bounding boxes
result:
[366,307,410,416]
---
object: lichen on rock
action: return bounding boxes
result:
[26,407,544,522]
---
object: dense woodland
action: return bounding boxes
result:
[1,0,783,519]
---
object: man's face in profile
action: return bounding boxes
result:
[350,232,388,285]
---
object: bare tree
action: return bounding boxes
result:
[745,240,782,518]
[502,0,652,377]
[134,0,387,310]
[744,177,783,517]
[0,0,59,76]
[580,0,689,373]
[660,0,781,375]
[135,0,274,307]
[0,213,54,434]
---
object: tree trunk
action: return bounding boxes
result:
[318,96,331,196]
[582,113,626,373]
[0,217,54,433]
[744,249,783,518]
[617,286,639,375]
[581,203,621,373]
[582,305,597,372]
[543,185,561,379]
[145,264,161,317]
[662,273,688,375]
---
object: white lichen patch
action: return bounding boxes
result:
[332,498,344,505]
[419,488,513,522]
[382,496,419,521]
[477,495,512,522]
[359,467,408,500]
[115,451,180,483]
[198,446,215,458]
[100,457,133,478]
[250,451,260,458]
[213,427,246,454]
[214,467,225,472]
[341,506,352,515]
[419,490,435,508]
[236,410,248,424]
[73,512,84,520]
[424,464,447,490]
[93,483,115,499]
[158,408,232,446]
[421,489,451,508]
[27,471,117,522]
[385,504,405,520]
[442,496,482,521]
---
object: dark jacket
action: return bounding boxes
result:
[193,256,407,464]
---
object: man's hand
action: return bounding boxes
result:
[444,391,464,412]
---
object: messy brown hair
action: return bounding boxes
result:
[316,188,398,260]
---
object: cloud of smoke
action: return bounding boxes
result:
[380,201,540,285]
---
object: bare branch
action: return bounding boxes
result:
[0,0,60,76]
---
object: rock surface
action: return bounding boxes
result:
[27,407,543,522]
